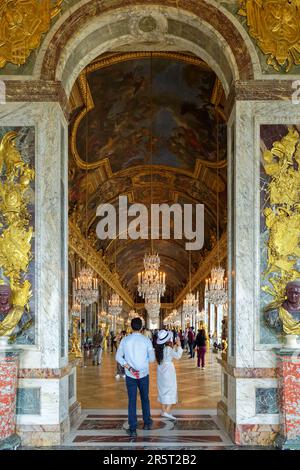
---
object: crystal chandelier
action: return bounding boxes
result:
[205,111,227,306]
[183,291,199,317]
[196,308,206,322]
[138,253,166,299]
[144,291,160,317]
[71,301,81,317]
[205,266,227,305]
[108,292,123,316]
[128,309,137,318]
[74,267,98,306]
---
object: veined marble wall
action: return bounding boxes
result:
[0,126,35,345]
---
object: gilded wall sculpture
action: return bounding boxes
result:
[260,126,300,341]
[239,0,300,72]
[0,0,63,68]
[0,128,35,343]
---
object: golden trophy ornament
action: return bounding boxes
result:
[239,0,300,72]
[0,0,63,68]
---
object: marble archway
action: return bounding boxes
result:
[1,0,298,448]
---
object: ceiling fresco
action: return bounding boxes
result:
[69,53,227,299]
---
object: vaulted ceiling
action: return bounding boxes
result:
[68,52,227,300]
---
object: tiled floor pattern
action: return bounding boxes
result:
[71,348,229,449]
[65,409,233,449]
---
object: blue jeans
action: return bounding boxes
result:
[126,375,151,431]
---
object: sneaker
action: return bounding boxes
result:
[202,367,205,370]
[122,374,126,378]
[115,374,120,379]
[162,411,176,421]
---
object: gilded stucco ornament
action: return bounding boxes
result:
[239,0,300,72]
[0,131,34,339]
[262,128,300,336]
[0,0,63,68]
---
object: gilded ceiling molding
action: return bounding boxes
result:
[174,232,227,308]
[68,221,134,306]
[238,0,300,72]
[0,0,63,68]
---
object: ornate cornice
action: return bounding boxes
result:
[174,232,227,307]
[68,221,134,306]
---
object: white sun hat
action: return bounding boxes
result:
[157,330,173,345]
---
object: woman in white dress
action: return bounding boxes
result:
[155,330,183,420]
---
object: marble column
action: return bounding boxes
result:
[209,303,215,337]
[219,98,300,446]
[0,102,75,446]
[216,305,223,343]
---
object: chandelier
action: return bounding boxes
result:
[205,111,227,306]
[196,308,206,322]
[74,267,98,306]
[183,291,199,317]
[108,292,123,316]
[138,253,166,299]
[205,266,227,305]
[128,309,137,318]
[71,301,81,317]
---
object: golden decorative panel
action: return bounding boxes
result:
[262,128,300,307]
[0,0,63,68]
[239,0,300,72]
[0,130,35,338]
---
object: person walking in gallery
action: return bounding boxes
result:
[187,326,195,358]
[116,317,155,439]
[115,330,127,379]
[92,328,103,365]
[195,328,207,369]
[155,330,183,421]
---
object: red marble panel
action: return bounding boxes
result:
[0,356,18,440]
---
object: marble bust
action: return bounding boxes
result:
[265,280,300,335]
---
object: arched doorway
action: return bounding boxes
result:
[2,1,288,448]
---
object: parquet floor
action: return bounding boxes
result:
[77,347,221,409]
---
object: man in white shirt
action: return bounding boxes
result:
[116,317,155,439]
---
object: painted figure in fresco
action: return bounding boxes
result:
[265,280,300,335]
[0,284,31,338]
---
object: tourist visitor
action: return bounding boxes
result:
[178,329,184,349]
[115,330,127,379]
[188,326,195,358]
[115,317,155,439]
[155,330,183,420]
[92,329,103,366]
[110,330,117,353]
[195,328,207,369]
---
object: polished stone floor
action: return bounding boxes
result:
[68,347,229,449]
[77,346,222,409]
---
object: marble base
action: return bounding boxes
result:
[69,401,81,428]
[274,434,300,450]
[217,401,278,446]
[0,433,21,450]
[16,416,70,446]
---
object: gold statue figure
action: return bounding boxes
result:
[262,127,300,335]
[0,0,63,68]
[239,0,300,72]
[0,130,34,339]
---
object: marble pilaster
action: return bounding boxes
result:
[0,102,70,446]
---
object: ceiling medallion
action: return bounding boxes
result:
[0,0,63,68]
[138,16,157,33]
[238,0,300,72]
